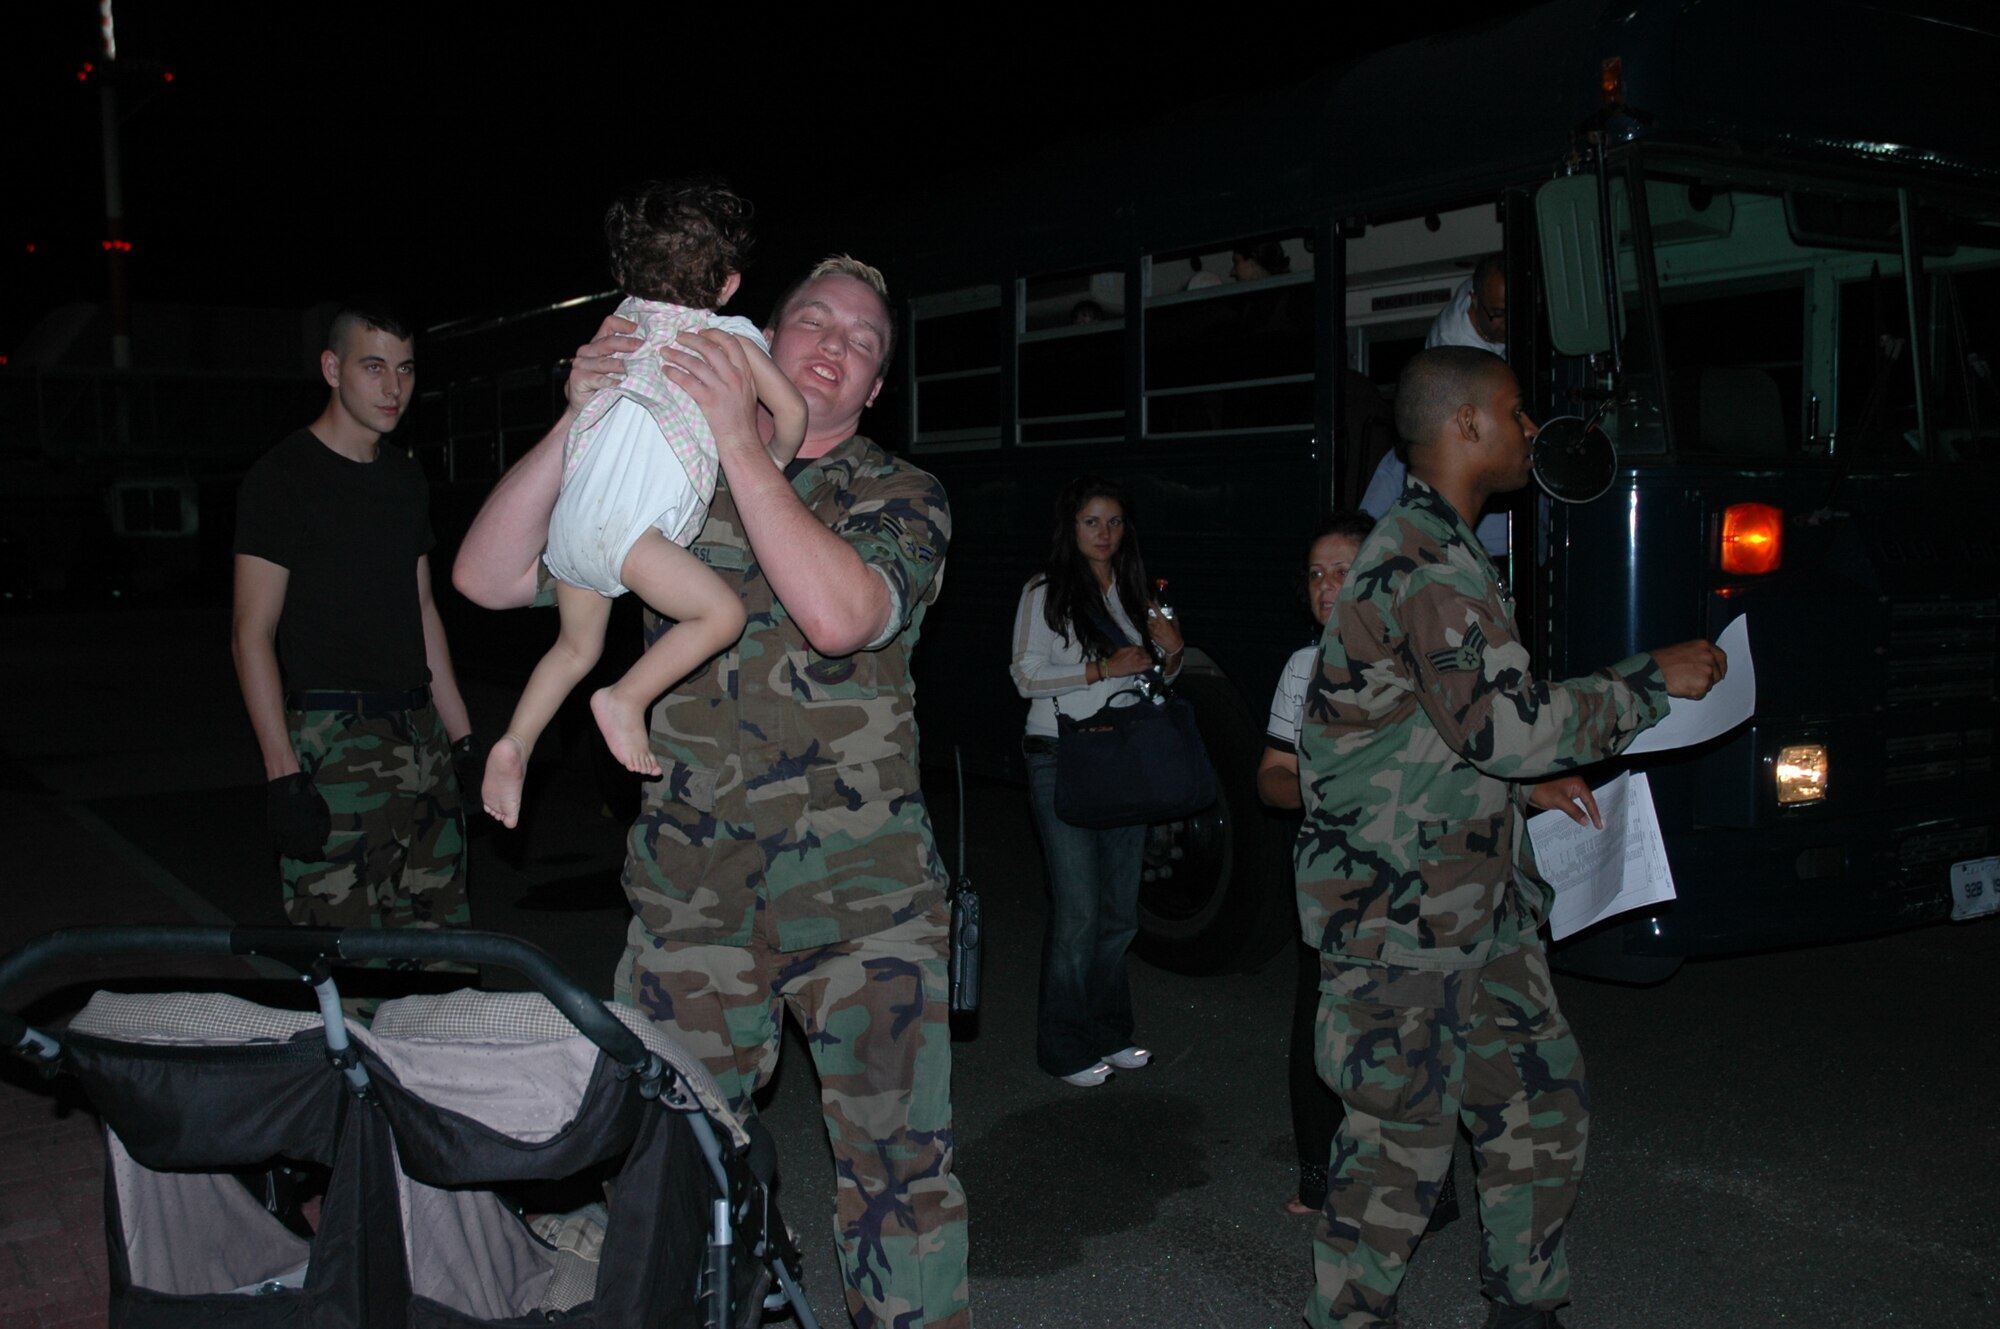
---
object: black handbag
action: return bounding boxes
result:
[1053,686,1218,829]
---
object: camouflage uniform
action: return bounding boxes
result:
[610,436,969,1328]
[1295,477,1667,1328]
[282,700,469,940]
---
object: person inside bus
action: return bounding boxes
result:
[1183,254,1224,291]
[1294,346,1726,1329]
[1361,255,1514,556]
[1258,511,1462,1232]
[1232,241,1292,281]
[1428,252,1507,354]
[1358,440,1511,557]
[1009,476,1185,1088]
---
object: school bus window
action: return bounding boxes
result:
[1558,172,1813,459]
[1607,168,2000,463]
[1661,285,1806,457]
[1018,271,1124,446]
[1143,236,1314,437]
[1917,199,2000,464]
[912,286,1002,452]
[1835,271,1918,459]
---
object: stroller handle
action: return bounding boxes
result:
[0,925,652,1072]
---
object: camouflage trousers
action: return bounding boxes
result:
[613,903,971,1329]
[282,704,469,943]
[1307,941,1587,1329]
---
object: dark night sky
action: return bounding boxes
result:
[5,2,1520,350]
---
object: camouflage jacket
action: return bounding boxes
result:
[1295,477,1667,970]
[622,435,953,952]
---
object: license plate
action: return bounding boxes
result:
[1949,856,2000,921]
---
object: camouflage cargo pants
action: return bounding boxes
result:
[614,903,971,1329]
[1308,941,1587,1329]
[282,704,469,943]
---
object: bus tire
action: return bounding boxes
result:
[1131,671,1295,976]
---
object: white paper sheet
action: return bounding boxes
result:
[1623,615,1756,755]
[1530,771,1678,941]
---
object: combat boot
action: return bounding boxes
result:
[1481,1304,1565,1329]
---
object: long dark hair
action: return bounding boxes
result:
[1036,475,1152,659]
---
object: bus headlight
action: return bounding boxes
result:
[1775,743,1828,805]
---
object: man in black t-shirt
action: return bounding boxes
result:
[231,302,473,940]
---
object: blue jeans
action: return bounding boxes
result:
[1026,747,1145,1076]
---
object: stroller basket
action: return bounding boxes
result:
[1,925,817,1329]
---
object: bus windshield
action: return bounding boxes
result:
[1603,159,2000,466]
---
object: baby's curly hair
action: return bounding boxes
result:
[603,178,755,308]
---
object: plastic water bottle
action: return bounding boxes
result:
[1142,578,1174,704]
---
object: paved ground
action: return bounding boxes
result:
[3,604,1996,1327]
[0,781,258,1327]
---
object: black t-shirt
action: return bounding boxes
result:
[234,427,435,691]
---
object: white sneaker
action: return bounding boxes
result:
[1060,1062,1114,1087]
[1105,1046,1152,1070]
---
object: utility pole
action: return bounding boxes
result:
[98,0,131,370]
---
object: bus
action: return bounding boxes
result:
[413,0,1999,980]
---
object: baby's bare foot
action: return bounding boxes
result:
[591,689,661,776]
[482,734,529,828]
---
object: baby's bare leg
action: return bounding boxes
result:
[483,581,613,828]
[591,531,747,777]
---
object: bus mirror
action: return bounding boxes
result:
[1533,415,1618,503]
[1537,176,1612,356]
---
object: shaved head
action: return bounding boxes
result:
[326,302,413,356]
[1394,346,1512,457]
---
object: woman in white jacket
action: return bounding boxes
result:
[1009,476,1184,1087]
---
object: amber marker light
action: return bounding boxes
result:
[1601,56,1625,107]
[1721,502,1783,575]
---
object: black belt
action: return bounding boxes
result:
[1023,735,1058,755]
[286,686,432,715]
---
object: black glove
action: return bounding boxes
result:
[450,734,482,795]
[266,771,331,861]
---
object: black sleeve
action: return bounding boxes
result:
[233,454,296,568]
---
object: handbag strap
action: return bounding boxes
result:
[1079,592,1141,651]
[1054,685,1148,725]
[1052,591,1148,723]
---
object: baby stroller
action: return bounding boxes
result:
[0,924,818,1329]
